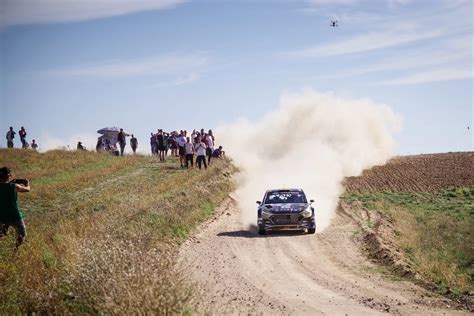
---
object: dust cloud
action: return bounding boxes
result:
[216,88,401,232]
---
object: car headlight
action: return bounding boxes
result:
[302,206,312,218]
[261,208,272,219]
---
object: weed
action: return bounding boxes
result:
[0,149,235,313]
[342,187,474,294]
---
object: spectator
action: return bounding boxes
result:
[150,132,157,156]
[31,140,38,151]
[206,132,215,165]
[96,139,103,152]
[157,129,166,161]
[19,127,27,148]
[169,131,178,157]
[212,146,225,158]
[130,134,138,154]
[208,129,215,142]
[117,128,127,156]
[6,127,15,148]
[195,140,207,170]
[176,131,187,168]
[163,132,170,156]
[77,141,86,150]
[0,167,30,249]
[184,137,194,169]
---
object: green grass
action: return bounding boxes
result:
[342,187,474,295]
[0,149,235,313]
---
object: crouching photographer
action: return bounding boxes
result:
[0,167,30,249]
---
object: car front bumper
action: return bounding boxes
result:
[258,214,315,231]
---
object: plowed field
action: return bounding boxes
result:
[344,152,474,193]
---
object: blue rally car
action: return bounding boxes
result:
[256,188,316,235]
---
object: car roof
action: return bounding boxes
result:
[265,188,304,193]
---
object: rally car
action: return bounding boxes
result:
[256,188,316,235]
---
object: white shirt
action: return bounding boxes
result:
[206,135,214,149]
[195,142,206,156]
[184,142,194,154]
[177,135,186,147]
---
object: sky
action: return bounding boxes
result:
[0,0,472,154]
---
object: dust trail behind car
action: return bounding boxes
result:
[217,88,401,232]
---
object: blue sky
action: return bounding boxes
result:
[0,0,472,154]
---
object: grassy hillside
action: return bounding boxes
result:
[0,149,235,314]
[342,153,474,301]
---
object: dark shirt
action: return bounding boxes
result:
[130,137,138,147]
[157,134,165,146]
[212,148,222,158]
[0,183,23,222]
[117,131,125,144]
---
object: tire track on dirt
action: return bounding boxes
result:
[179,200,466,315]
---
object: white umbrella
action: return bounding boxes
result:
[97,127,124,137]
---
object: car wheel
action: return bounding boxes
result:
[307,228,316,234]
[258,229,266,235]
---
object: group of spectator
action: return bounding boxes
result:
[150,128,224,169]
[1,128,225,250]
[4,127,225,170]
[5,127,38,150]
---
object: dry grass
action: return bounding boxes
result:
[0,149,235,313]
[343,189,473,295]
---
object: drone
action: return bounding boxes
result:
[330,20,338,27]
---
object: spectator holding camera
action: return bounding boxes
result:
[19,127,27,148]
[0,167,30,249]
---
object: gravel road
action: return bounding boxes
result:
[179,199,467,315]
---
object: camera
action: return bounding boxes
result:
[10,178,28,186]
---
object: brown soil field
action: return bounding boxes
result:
[344,152,474,193]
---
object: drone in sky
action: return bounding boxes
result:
[330,20,338,27]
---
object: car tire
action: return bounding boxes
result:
[307,228,316,234]
[258,229,266,235]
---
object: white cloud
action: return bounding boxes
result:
[171,72,199,85]
[0,0,187,27]
[50,54,207,78]
[309,35,472,80]
[153,72,199,87]
[285,28,444,58]
[377,68,473,86]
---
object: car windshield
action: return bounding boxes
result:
[264,191,307,204]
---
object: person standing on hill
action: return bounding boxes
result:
[176,131,187,168]
[195,140,207,170]
[184,137,194,169]
[150,132,157,155]
[117,128,126,156]
[157,129,166,161]
[130,134,138,154]
[19,127,27,148]
[205,132,215,165]
[0,167,30,249]
[6,127,15,148]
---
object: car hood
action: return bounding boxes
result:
[262,203,308,213]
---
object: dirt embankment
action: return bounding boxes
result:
[342,152,474,311]
[344,152,474,193]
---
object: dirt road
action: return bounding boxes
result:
[179,199,466,315]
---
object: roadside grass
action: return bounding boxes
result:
[342,187,474,295]
[0,149,235,313]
